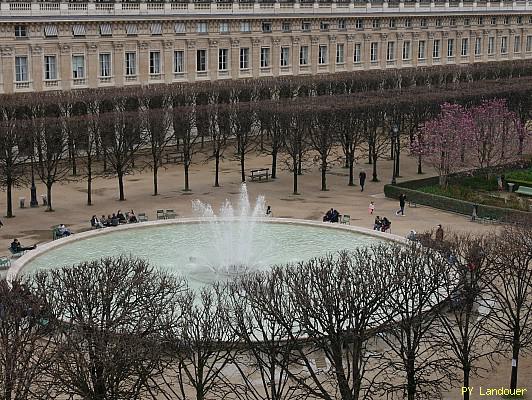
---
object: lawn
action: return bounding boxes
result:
[418,173,530,211]
[505,167,532,184]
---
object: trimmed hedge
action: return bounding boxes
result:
[384,178,531,222]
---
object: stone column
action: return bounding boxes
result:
[58,43,72,91]
[396,33,404,67]
[230,38,240,79]
[291,37,300,75]
[164,40,174,84]
[346,34,356,71]
[427,32,435,66]
[138,41,149,85]
[272,38,281,76]
[1,46,14,93]
[30,45,43,92]
[252,37,261,78]
[86,42,98,88]
[311,36,319,74]
[186,40,196,82]
[482,29,490,62]
[363,33,372,68]
[209,39,218,80]
[412,32,420,67]
[328,35,337,73]
[113,42,124,87]
[380,33,387,68]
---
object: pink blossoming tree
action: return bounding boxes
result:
[411,103,474,187]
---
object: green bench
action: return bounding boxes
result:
[515,186,532,196]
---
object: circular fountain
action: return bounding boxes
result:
[9,185,402,290]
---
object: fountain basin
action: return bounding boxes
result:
[9,218,404,291]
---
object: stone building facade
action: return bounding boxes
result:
[0,0,531,94]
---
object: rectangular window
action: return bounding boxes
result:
[197,22,208,33]
[318,45,328,64]
[299,46,309,65]
[125,24,137,36]
[218,48,228,71]
[336,43,344,64]
[527,36,532,52]
[99,53,111,77]
[72,55,85,79]
[402,41,411,60]
[447,39,454,57]
[44,25,58,37]
[464,18,470,26]
[354,43,361,63]
[355,19,363,29]
[372,19,380,29]
[491,17,497,25]
[504,16,509,25]
[475,37,482,55]
[488,37,495,55]
[262,22,272,33]
[240,22,251,32]
[320,21,330,31]
[174,50,185,73]
[501,36,508,54]
[418,40,426,59]
[477,16,484,25]
[461,38,469,56]
[15,56,28,82]
[72,24,86,37]
[240,47,250,69]
[125,52,136,75]
[150,23,162,36]
[302,22,311,31]
[338,20,346,30]
[450,18,457,26]
[44,55,57,80]
[282,22,291,32]
[196,49,207,72]
[149,51,161,74]
[387,41,395,61]
[433,39,440,58]
[280,47,290,66]
[517,16,523,24]
[15,25,27,38]
[219,22,229,33]
[404,18,412,28]
[420,18,427,27]
[436,18,442,27]
[370,42,378,62]
[514,36,521,53]
[389,18,396,28]
[260,47,270,68]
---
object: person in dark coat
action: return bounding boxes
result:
[396,193,407,216]
[359,171,367,192]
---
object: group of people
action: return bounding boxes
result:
[323,208,341,223]
[91,210,138,228]
[373,216,391,232]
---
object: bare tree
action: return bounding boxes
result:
[0,279,53,400]
[232,103,257,183]
[31,113,70,212]
[336,108,364,187]
[361,106,389,183]
[484,224,532,391]
[172,104,197,192]
[281,108,308,195]
[379,242,452,400]
[100,98,144,201]
[166,286,236,400]
[32,256,185,400]
[0,111,28,217]
[207,104,229,188]
[228,270,301,400]
[435,233,500,400]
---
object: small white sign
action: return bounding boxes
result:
[512,359,517,367]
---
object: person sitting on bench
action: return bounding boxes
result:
[128,210,138,223]
[91,215,104,229]
[56,224,71,238]
[11,239,36,253]
[117,210,127,224]
[323,208,334,222]
[381,217,391,232]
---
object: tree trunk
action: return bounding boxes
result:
[271,150,277,179]
[118,172,125,201]
[396,146,401,176]
[6,181,13,218]
[463,365,471,400]
[348,154,355,186]
[184,162,191,191]
[46,183,53,212]
[510,332,520,390]
[297,149,303,175]
[153,164,158,195]
[371,151,379,182]
[71,151,77,176]
[87,166,92,206]
[417,154,423,174]
[407,355,416,400]
[214,153,220,187]
[240,150,246,183]
[293,158,299,194]
[321,159,327,191]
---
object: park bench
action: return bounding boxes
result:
[515,185,532,196]
[0,256,11,270]
[340,214,351,225]
[249,168,270,182]
[138,212,148,222]
[165,152,183,164]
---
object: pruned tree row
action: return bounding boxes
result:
[1,224,531,400]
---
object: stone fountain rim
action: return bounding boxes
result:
[7,217,406,282]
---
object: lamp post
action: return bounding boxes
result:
[29,148,38,208]
[390,125,399,185]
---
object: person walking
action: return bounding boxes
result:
[368,201,375,215]
[396,193,406,216]
[435,224,444,242]
[359,171,367,192]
